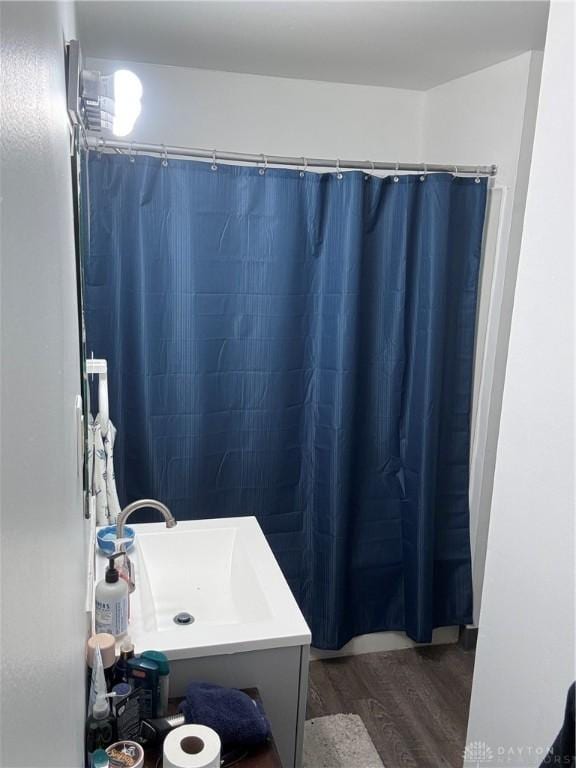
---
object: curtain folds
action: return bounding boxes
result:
[84,152,487,648]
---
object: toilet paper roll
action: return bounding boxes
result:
[163,724,221,768]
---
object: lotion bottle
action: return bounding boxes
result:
[95,552,129,637]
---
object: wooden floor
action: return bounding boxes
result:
[307,644,475,768]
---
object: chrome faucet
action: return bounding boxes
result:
[117,498,177,539]
[116,499,177,593]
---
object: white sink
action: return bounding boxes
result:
[95,516,310,659]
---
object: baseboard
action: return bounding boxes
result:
[459,625,478,652]
[310,625,459,660]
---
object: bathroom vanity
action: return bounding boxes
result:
[94,517,311,768]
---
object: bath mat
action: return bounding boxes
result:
[304,713,384,768]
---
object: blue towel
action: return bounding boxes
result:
[178,682,271,748]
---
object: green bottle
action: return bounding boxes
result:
[86,691,115,762]
[91,749,109,768]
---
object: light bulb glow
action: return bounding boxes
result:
[112,69,142,137]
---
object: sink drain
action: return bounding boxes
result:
[173,612,195,626]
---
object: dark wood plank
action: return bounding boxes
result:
[355,696,420,768]
[308,644,475,768]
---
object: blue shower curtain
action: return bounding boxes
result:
[84,152,487,648]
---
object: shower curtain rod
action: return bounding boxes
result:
[85,136,497,177]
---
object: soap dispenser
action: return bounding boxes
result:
[95,552,129,637]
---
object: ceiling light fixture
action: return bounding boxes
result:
[110,69,143,137]
[66,41,143,138]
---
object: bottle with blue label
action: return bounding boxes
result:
[95,552,129,637]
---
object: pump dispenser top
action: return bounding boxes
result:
[106,551,123,582]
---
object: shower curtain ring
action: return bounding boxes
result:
[211,149,218,171]
[96,137,104,158]
[129,142,136,163]
[161,145,168,167]
[453,165,458,176]
[475,166,481,183]
[299,157,306,177]
[336,159,343,179]
[259,154,268,175]
[420,162,427,181]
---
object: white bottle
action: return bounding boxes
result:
[95,553,129,637]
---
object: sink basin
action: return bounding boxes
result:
[137,525,272,630]
[95,516,310,659]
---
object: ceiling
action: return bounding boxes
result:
[77,1,549,91]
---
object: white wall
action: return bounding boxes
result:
[423,51,544,624]
[0,2,86,765]
[86,57,426,162]
[465,2,574,764]
[423,51,542,191]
